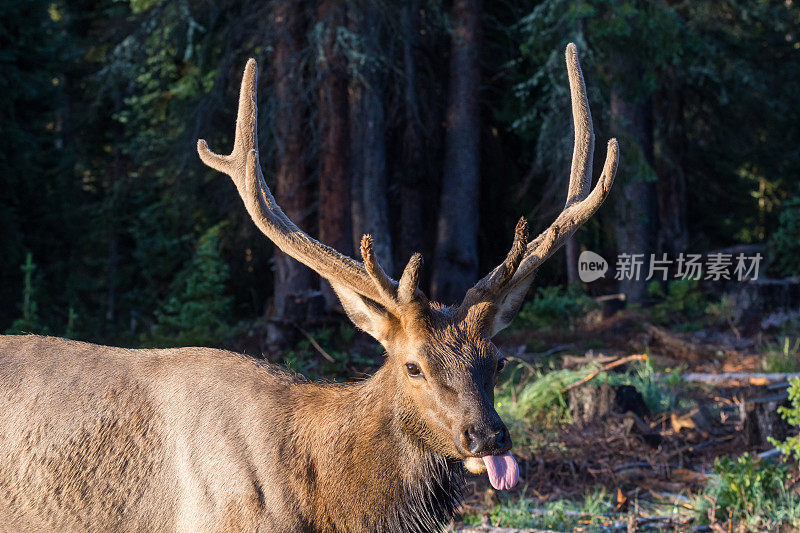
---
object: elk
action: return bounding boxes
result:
[0,44,617,532]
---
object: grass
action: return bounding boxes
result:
[761,336,800,373]
[459,454,800,532]
[495,357,686,453]
[462,488,615,530]
[461,488,695,531]
[694,453,800,532]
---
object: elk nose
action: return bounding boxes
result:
[464,425,511,456]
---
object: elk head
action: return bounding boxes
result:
[197,43,618,491]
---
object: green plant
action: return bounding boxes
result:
[770,378,800,462]
[706,294,736,328]
[514,284,598,332]
[5,253,49,335]
[462,489,616,530]
[496,365,579,434]
[606,359,683,414]
[696,453,800,530]
[495,357,685,455]
[761,337,800,373]
[143,223,231,347]
[64,307,78,339]
[648,278,708,327]
[768,189,800,277]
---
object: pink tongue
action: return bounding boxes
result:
[482,453,519,491]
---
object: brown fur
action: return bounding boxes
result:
[0,322,482,532]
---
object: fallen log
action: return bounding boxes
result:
[644,324,739,362]
[670,372,800,387]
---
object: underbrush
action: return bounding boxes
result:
[647,279,709,330]
[761,336,800,373]
[461,488,696,531]
[495,357,683,452]
[462,488,616,530]
[280,323,381,380]
[513,284,598,332]
[694,453,800,531]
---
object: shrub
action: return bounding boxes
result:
[768,190,800,277]
[5,252,49,335]
[647,278,708,327]
[696,453,799,530]
[770,377,800,462]
[514,284,597,331]
[495,358,679,451]
[761,337,800,373]
[143,223,231,347]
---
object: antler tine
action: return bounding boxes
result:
[459,217,529,311]
[361,235,397,300]
[198,59,258,178]
[565,43,594,208]
[362,235,427,309]
[199,59,400,310]
[397,253,424,305]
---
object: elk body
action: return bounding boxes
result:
[0,44,617,533]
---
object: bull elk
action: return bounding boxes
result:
[0,44,617,532]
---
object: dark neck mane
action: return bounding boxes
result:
[387,452,464,533]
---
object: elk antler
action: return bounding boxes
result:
[459,43,619,334]
[198,59,421,314]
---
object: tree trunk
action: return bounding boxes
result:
[271,0,316,326]
[348,2,392,274]
[566,236,579,285]
[317,0,352,310]
[610,57,657,303]
[432,0,481,305]
[656,77,688,258]
[399,0,427,274]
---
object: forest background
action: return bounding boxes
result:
[2,0,799,348]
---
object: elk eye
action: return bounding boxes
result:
[405,363,423,378]
[497,356,507,373]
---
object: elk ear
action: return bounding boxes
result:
[328,282,397,347]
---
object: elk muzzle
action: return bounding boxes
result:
[457,417,519,491]
[462,423,511,456]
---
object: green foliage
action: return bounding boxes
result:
[280,323,379,380]
[768,190,800,277]
[647,279,708,327]
[769,378,800,463]
[5,253,49,335]
[64,307,78,339]
[142,224,231,347]
[605,359,684,414]
[706,294,736,328]
[695,453,800,529]
[462,488,616,530]
[761,337,800,373]
[496,364,580,438]
[495,357,679,452]
[513,285,597,332]
[2,0,799,345]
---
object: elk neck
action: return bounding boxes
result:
[281,361,464,532]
